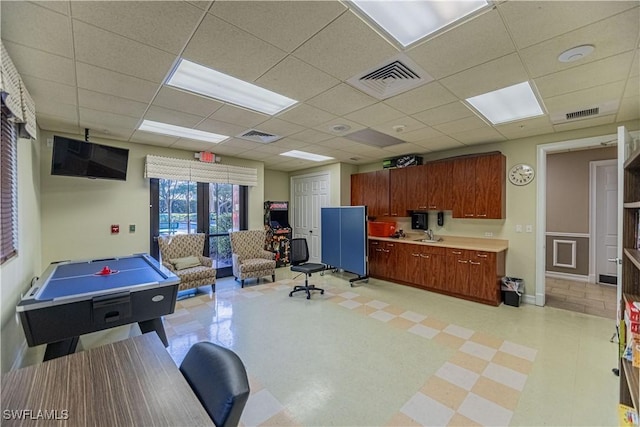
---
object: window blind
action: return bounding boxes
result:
[1,105,18,263]
[145,155,257,187]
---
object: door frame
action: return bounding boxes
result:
[589,159,618,284]
[535,133,618,306]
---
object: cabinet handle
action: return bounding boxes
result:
[420,254,430,259]
[382,249,390,253]
[418,205,427,209]
[457,260,468,264]
[469,261,481,265]
[452,251,462,255]
[464,214,474,217]
[476,214,487,217]
[411,253,420,257]
[428,205,437,209]
[387,244,394,247]
[375,248,382,252]
[476,254,488,258]
[372,241,379,245]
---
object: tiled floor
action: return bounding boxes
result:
[545,277,617,319]
[28,270,621,426]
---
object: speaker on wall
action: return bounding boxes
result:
[437,211,444,226]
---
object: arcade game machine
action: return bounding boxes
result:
[264,201,291,267]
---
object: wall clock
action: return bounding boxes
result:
[508,163,535,186]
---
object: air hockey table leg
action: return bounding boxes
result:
[138,318,168,347]
[43,336,80,361]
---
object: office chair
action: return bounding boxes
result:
[289,238,326,299]
[179,342,250,427]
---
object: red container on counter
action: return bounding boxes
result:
[368,221,396,237]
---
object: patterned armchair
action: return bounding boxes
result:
[230,230,276,288]
[158,233,216,292]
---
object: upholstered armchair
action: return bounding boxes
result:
[157,233,216,292]
[230,230,276,288]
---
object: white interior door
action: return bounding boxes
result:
[291,173,330,263]
[594,160,618,284]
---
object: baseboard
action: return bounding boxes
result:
[545,271,589,282]
[10,339,28,371]
[522,294,537,305]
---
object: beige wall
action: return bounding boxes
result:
[38,130,265,268]
[546,147,616,233]
[0,137,41,373]
[264,169,290,203]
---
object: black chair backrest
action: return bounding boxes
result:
[290,238,310,266]
[180,342,250,427]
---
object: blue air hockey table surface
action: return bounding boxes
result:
[17,253,179,361]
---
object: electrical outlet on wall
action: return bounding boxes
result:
[484,232,493,237]
[516,224,523,233]
[526,224,533,233]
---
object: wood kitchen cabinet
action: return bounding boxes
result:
[351,170,390,217]
[368,240,398,279]
[424,160,452,211]
[445,248,470,296]
[469,251,503,304]
[389,167,409,216]
[452,153,506,219]
[405,165,429,211]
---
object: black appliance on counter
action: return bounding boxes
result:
[411,212,428,230]
[264,201,291,267]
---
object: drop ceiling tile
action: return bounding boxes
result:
[307,83,377,116]
[187,2,213,11]
[1,1,72,57]
[434,116,489,135]
[408,9,515,79]
[89,127,134,141]
[519,9,640,78]
[399,126,444,143]
[21,75,77,106]
[535,52,635,99]
[79,108,139,132]
[209,143,252,158]
[498,0,637,49]
[314,137,368,151]
[292,11,398,80]
[31,1,70,15]
[250,144,289,155]
[345,103,405,128]
[75,63,158,103]
[144,105,205,128]
[266,139,306,152]
[33,99,78,123]
[371,116,427,138]
[256,56,340,101]
[624,76,639,99]
[544,81,626,114]
[256,118,305,137]
[194,118,246,138]
[288,129,334,144]
[129,130,178,147]
[36,115,80,134]
[439,53,529,99]
[413,135,466,151]
[183,14,287,82]
[552,115,616,132]
[78,89,148,119]
[70,1,203,54]
[451,127,507,145]
[210,1,347,53]
[617,96,640,122]
[382,142,423,156]
[384,82,457,115]
[495,116,555,139]
[207,105,269,128]
[412,101,474,126]
[73,21,176,83]
[153,87,224,118]
[277,104,337,128]
[313,118,366,136]
[3,41,76,86]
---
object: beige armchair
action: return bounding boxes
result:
[230,230,276,288]
[158,233,216,292]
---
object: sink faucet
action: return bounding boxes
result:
[424,229,434,240]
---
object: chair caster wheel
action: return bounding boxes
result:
[289,292,293,297]
[321,290,325,294]
[306,295,311,300]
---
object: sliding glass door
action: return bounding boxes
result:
[150,179,247,278]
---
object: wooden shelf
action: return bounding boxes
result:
[625,145,640,170]
[625,248,640,271]
[622,359,640,410]
[625,202,640,209]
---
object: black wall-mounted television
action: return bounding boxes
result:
[51,135,129,181]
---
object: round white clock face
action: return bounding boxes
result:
[508,163,535,186]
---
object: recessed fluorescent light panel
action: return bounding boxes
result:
[166,59,297,115]
[465,82,544,125]
[138,120,229,143]
[280,150,334,162]
[350,0,488,47]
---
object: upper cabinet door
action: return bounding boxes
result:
[475,154,505,219]
[425,160,453,211]
[389,167,408,217]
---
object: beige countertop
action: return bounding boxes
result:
[369,234,508,252]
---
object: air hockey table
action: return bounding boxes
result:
[17,253,180,361]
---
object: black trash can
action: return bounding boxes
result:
[501,277,524,307]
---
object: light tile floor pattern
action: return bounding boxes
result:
[157,271,618,426]
[545,277,617,319]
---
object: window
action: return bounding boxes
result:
[1,105,18,264]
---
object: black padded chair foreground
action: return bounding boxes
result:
[179,342,250,427]
[289,238,326,299]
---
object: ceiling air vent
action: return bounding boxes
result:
[550,101,619,124]
[237,129,282,144]
[347,53,433,100]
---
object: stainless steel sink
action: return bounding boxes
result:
[414,238,443,243]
